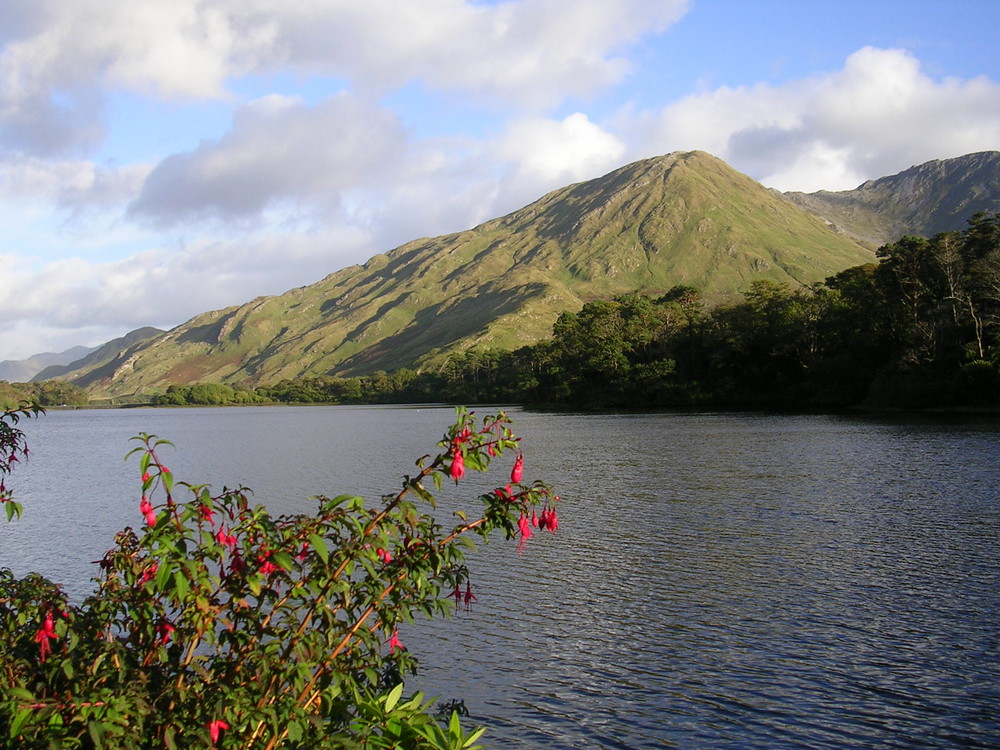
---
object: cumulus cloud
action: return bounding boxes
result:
[128,93,408,227]
[0,155,150,212]
[0,224,377,359]
[495,112,626,206]
[632,47,1000,191]
[0,0,686,157]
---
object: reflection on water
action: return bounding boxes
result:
[4,407,1000,748]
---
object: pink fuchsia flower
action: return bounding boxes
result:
[517,513,533,555]
[141,471,151,483]
[139,496,157,527]
[258,554,281,577]
[449,448,465,481]
[215,527,237,548]
[463,582,477,611]
[228,553,247,577]
[139,562,158,585]
[157,620,176,644]
[511,453,523,484]
[539,506,559,533]
[199,504,216,525]
[208,719,229,745]
[447,582,461,604]
[387,628,404,654]
[34,611,58,662]
[376,547,393,564]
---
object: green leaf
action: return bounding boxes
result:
[9,708,32,739]
[309,534,329,564]
[384,682,404,712]
[463,726,487,748]
[87,721,106,749]
[272,550,295,572]
[172,571,189,601]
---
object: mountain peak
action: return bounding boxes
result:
[784,151,1000,245]
[63,151,989,398]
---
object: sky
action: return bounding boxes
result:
[1,0,999,362]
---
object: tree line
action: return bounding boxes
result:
[200,211,994,411]
[0,380,89,410]
[437,211,1000,410]
[15,212,999,412]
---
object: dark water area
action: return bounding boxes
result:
[3,406,999,748]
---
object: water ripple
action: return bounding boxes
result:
[4,408,1000,748]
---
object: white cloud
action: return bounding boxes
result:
[128,92,409,226]
[496,112,626,206]
[0,225,377,360]
[0,155,150,210]
[632,47,1000,191]
[0,0,687,156]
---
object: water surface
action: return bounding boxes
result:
[4,407,998,748]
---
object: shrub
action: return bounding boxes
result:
[0,406,560,748]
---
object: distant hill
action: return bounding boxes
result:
[33,327,165,385]
[56,151,877,398]
[0,345,96,383]
[782,151,1000,247]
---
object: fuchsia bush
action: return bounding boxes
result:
[0,405,560,749]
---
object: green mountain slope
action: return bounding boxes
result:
[62,151,876,398]
[782,151,1000,247]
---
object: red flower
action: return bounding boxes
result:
[517,513,533,555]
[208,719,229,745]
[511,453,523,484]
[259,560,280,577]
[158,620,176,644]
[199,504,216,525]
[447,582,461,604]
[376,547,392,564]
[463,582,477,611]
[547,507,559,533]
[539,506,559,533]
[215,527,237,548]
[34,611,58,662]
[139,562,158,585]
[139,496,157,527]
[449,448,465,481]
[387,628,404,654]
[229,552,246,577]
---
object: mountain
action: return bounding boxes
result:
[782,151,1000,247]
[32,327,165,385]
[0,345,96,383]
[56,151,877,398]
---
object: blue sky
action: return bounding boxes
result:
[1,0,998,361]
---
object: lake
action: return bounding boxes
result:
[3,406,999,748]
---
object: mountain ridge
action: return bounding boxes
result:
[0,345,96,383]
[39,150,999,398]
[782,150,1000,246]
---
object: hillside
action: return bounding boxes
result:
[33,328,164,384]
[0,345,95,383]
[782,151,1000,247]
[56,151,876,398]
